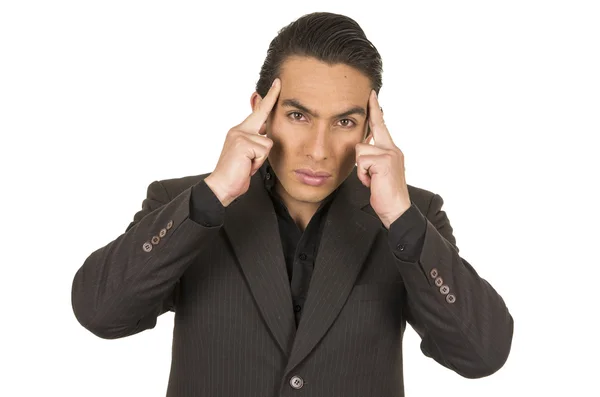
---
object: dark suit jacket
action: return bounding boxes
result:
[71,166,513,397]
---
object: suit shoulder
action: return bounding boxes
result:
[407,184,437,213]
[156,172,211,200]
[407,184,436,200]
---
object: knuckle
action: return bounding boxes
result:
[254,141,267,152]
[260,136,273,146]
[229,127,242,137]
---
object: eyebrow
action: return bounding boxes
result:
[281,98,366,119]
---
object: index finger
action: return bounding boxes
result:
[368,90,395,149]
[240,78,281,133]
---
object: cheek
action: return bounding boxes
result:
[342,138,360,154]
[266,118,283,142]
[268,116,287,136]
[266,120,292,159]
[269,118,301,148]
[344,142,362,165]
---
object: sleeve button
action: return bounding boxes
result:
[430,268,438,278]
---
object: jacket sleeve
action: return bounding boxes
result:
[391,193,514,378]
[71,179,224,339]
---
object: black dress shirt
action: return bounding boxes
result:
[189,159,427,327]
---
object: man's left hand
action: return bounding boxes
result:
[356,90,411,229]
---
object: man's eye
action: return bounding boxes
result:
[338,119,355,128]
[289,112,305,121]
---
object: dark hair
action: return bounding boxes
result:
[255,12,383,98]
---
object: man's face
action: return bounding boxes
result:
[252,55,373,207]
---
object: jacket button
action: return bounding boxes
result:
[166,220,174,230]
[439,285,450,295]
[434,277,443,287]
[151,236,160,245]
[159,228,167,237]
[446,293,456,304]
[142,242,153,252]
[289,375,304,389]
[430,268,438,278]
[396,244,405,251]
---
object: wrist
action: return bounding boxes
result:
[380,204,411,230]
[204,175,235,207]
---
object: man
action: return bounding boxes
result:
[72,11,513,397]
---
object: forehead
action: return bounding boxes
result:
[278,56,372,113]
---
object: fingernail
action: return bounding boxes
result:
[272,78,278,87]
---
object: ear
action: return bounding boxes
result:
[250,92,263,112]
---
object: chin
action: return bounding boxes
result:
[286,183,330,203]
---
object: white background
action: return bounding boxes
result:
[1,1,599,396]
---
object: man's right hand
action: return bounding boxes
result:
[204,78,281,207]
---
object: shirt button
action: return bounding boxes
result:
[289,375,304,389]
[294,304,302,313]
[265,173,271,180]
[299,253,307,260]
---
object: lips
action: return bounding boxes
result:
[295,169,331,177]
[294,170,331,187]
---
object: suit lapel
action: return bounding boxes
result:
[223,165,383,369]
[223,171,296,357]
[284,168,383,374]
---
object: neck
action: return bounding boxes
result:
[274,184,321,232]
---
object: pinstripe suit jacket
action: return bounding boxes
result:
[71,166,513,397]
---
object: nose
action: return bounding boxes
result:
[305,123,330,160]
